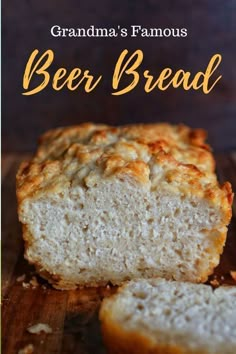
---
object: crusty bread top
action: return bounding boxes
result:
[16,123,233,223]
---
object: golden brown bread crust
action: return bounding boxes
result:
[16,122,232,220]
[99,279,236,354]
[16,123,233,288]
[100,301,209,354]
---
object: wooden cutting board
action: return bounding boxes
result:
[2,153,236,354]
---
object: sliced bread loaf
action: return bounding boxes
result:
[16,123,233,289]
[100,278,236,354]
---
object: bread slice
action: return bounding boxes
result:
[100,278,236,354]
[16,123,233,289]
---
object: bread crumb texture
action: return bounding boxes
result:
[16,274,26,282]
[27,323,52,334]
[100,278,236,354]
[18,344,34,354]
[16,123,233,289]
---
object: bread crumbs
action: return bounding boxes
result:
[27,323,52,334]
[18,343,34,354]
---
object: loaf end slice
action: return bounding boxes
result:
[100,279,236,354]
[16,123,233,289]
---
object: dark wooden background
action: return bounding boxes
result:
[2,0,236,152]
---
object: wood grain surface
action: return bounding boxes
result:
[2,153,236,354]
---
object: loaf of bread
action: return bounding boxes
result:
[16,123,233,289]
[100,278,236,354]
